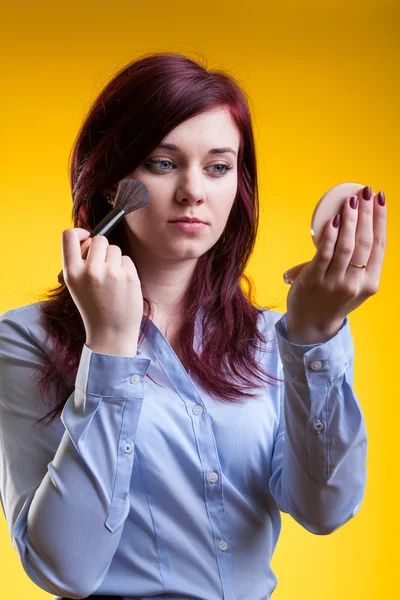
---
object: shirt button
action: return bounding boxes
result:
[193,405,204,416]
[310,360,322,371]
[208,471,219,483]
[313,420,324,432]
[283,353,293,363]
[130,374,140,384]
[124,440,134,454]
[219,540,229,551]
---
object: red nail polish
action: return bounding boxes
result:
[333,214,341,228]
[350,195,358,209]
[362,186,372,200]
[377,190,385,206]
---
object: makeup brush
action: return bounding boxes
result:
[57,179,150,285]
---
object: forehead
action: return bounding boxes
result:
[162,107,240,150]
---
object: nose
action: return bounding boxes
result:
[175,167,206,204]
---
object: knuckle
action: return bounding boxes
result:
[357,237,373,251]
[366,282,379,295]
[126,270,138,283]
[347,285,359,297]
[86,267,102,282]
[121,257,137,277]
[374,234,386,249]
[106,268,120,281]
[338,244,354,257]
[121,255,133,267]
[62,229,74,240]
[340,281,358,296]
[93,235,108,244]
[319,250,332,262]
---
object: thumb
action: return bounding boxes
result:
[283,261,310,284]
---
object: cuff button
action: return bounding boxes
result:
[310,360,322,371]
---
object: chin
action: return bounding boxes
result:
[167,243,208,260]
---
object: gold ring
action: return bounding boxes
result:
[349,262,366,269]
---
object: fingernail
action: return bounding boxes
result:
[362,185,372,200]
[350,195,358,209]
[333,214,341,228]
[377,190,385,206]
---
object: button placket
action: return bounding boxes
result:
[208,471,219,483]
[123,440,133,454]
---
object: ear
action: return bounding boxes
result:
[103,184,118,199]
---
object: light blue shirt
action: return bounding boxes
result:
[0,301,367,600]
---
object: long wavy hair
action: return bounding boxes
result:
[33,51,283,428]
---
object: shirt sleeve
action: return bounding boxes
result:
[268,312,367,535]
[0,309,151,598]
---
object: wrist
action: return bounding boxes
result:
[286,318,345,344]
[86,342,138,357]
[286,328,330,344]
[86,332,139,357]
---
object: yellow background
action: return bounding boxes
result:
[1,0,398,598]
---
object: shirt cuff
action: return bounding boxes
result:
[274,313,354,385]
[76,343,151,397]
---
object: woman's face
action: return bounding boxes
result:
[122,106,240,262]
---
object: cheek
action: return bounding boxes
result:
[220,191,237,221]
[125,207,171,240]
[124,210,149,233]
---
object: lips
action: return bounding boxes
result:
[168,221,208,230]
[168,218,207,224]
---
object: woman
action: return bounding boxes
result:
[0,52,386,600]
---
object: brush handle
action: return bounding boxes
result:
[57,207,126,285]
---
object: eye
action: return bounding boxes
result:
[145,159,234,177]
[146,159,175,172]
[207,163,234,177]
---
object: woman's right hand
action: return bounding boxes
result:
[61,228,143,354]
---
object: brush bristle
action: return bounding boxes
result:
[113,179,150,214]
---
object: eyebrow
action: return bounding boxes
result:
[156,142,237,157]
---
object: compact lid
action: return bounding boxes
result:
[311,182,367,247]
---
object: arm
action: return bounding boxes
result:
[0,309,150,598]
[269,312,367,535]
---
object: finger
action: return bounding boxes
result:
[61,228,91,274]
[325,195,359,278]
[105,245,123,268]
[348,185,374,271]
[85,235,109,274]
[310,214,341,281]
[364,190,387,285]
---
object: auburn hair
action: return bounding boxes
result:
[33,51,283,428]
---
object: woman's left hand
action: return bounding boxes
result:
[283,186,387,342]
